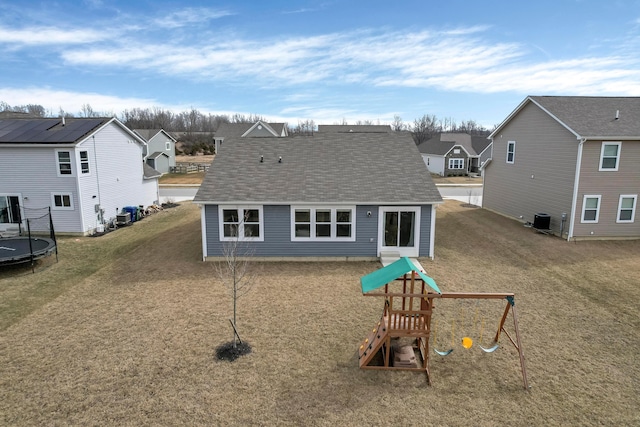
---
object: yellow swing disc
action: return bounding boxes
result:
[461,336,473,349]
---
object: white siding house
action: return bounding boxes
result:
[0,118,160,235]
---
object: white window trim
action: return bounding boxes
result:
[290,206,356,242]
[448,158,464,169]
[55,149,74,177]
[51,192,74,210]
[78,150,91,175]
[506,141,515,164]
[581,195,601,223]
[377,206,422,258]
[165,141,171,150]
[616,194,637,223]
[218,205,264,242]
[599,141,621,171]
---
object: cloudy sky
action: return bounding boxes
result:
[1,0,639,127]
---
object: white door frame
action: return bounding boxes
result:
[377,206,421,257]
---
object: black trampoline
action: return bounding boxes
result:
[0,237,57,265]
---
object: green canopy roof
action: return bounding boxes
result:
[360,257,441,294]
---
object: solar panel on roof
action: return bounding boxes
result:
[0,118,105,143]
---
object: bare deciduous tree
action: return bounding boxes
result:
[214,213,258,349]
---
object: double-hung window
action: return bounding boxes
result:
[291,207,355,241]
[506,141,515,164]
[79,151,90,174]
[581,195,601,223]
[57,151,72,175]
[617,195,637,223]
[218,206,263,241]
[52,193,74,210]
[600,142,621,171]
[448,158,464,170]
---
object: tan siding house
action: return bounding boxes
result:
[484,96,640,240]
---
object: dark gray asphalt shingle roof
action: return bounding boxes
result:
[215,122,286,138]
[317,125,392,133]
[194,133,441,204]
[529,96,640,138]
[417,133,490,156]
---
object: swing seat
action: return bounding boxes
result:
[433,348,453,356]
[479,342,499,353]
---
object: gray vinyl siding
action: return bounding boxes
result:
[483,102,578,235]
[148,133,175,168]
[77,123,159,230]
[204,204,434,258]
[419,205,433,257]
[0,146,81,233]
[573,140,640,237]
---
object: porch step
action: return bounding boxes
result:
[379,251,401,266]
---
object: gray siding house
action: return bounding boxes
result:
[194,132,442,261]
[417,133,491,176]
[213,120,288,153]
[0,118,160,235]
[134,129,177,174]
[484,96,640,240]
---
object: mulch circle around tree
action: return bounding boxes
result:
[215,341,252,362]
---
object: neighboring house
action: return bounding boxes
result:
[134,129,177,174]
[0,117,160,235]
[194,132,443,261]
[213,120,288,153]
[317,125,392,133]
[483,95,640,240]
[417,133,491,176]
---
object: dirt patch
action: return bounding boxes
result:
[175,154,214,164]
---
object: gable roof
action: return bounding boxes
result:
[317,125,392,133]
[194,132,442,205]
[215,121,287,138]
[360,256,441,294]
[133,129,176,142]
[0,117,146,147]
[148,151,169,160]
[0,118,109,144]
[417,133,490,156]
[491,96,640,140]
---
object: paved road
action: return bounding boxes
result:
[159,185,199,202]
[160,184,484,206]
[437,185,483,205]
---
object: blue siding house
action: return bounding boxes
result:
[194,132,442,261]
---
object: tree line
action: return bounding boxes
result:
[0,102,493,148]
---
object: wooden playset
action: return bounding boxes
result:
[358,257,528,389]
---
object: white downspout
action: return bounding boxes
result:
[429,204,437,259]
[568,138,585,240]
[200,205,208,261]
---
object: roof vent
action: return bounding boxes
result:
[615,110,620,120]
[278,156,282,163]
[260,155,264,163]
[62,116,66,126]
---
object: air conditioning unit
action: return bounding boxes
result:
[533,213,551,230]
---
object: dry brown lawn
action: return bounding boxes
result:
[1,201,639,426]
[158,171,206,185]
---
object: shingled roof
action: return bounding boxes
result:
[215,122,287,138]
[0,118,109,144]
[194,132,441,205]
[317,125,392,133]
[492,96,640,140]
[417,133,490,156]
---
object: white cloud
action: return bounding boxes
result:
[0,87,162,116]
[0,25,107,45]
[153,8,233,28]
